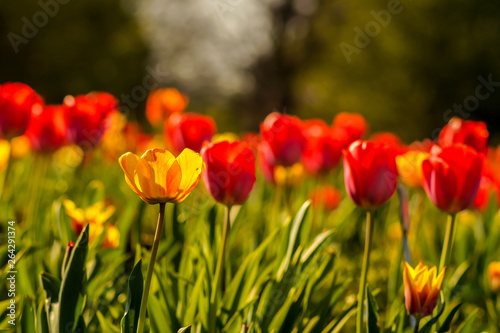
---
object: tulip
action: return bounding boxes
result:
[0,82,44,140]
[118,147,204,332]
[343,140,398,210]
[165,112,217,153]
[396,150,429,188]
[63,92,118,148]
[301,119,343,175]
[473,176,495,211]
[439,117,489,154]
[422,144,483,214]
[309,185,341,212]
[343,140,398,333]
[201,141,256,206]
[332,112,368,148]
[260,112,306,167]
[146,88,189,126]
[25,105,67,152]
[119,148,204,205]
[201,140,256,331]
[370,132,408,155]
[422,144,483,272]
[63,199,119,248]
[488,261,500,293]
[404,262,445,320]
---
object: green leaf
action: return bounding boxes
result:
[178,326,191,333]
[277,201,310,281]
[121,259,144,333]
[58,223,89,332]
[39,272,61,329]
[418,301,446,333]
[437,303,462,333]
[455,308,478,333]
[366,286,380,333]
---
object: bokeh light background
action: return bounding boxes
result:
[1,0,499,142]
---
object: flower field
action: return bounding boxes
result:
[1,84,500,332]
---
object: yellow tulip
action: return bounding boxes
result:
[404,261,445,318]
[63,199,119,248]
[488,261,500,293]
[119,148,205,205]
[396,150,429,188]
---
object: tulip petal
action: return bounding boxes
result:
[136,149,177,202]
[119,152,143,196]
[172,148,205,203]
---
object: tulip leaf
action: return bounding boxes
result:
[58,223,89,332]
[366,286,380,333]
[121,259,143,333]
[39,272,61,329]
[455,308,478,333]
[178,326,191,333]
[277,201,310,281]
[418,301,446,333]
[437,303,462,333]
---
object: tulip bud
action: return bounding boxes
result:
[488,262,500,293]
[404,262,445,319]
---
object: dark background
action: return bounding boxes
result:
[1,0,499,144]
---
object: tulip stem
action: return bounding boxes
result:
[137,202,166,333]
[356,210,374,333]
[413,318,420,333]
[210,205,232,332]
[439,213,456,272]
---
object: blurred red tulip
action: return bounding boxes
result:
[260,112,306,167]
[439,117,489,154]
[473,176,495,211]
[309,185,342,212]
[370,132,408,155]
[165,112,217,153]
[146,88,189,126]
[63,92,118,148]
[25,105,67,152]
[0,82,43,139]
[422,144,483,213]
[201,140,256,206]
[343,140,398,209]
[332,112,368,148]
[257,140,277,184]
[302,119,343,174]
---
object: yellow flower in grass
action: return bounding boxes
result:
[404,262,445,318]
[63,199,119,248]
[119,148,205,205]
[488,261,500,293]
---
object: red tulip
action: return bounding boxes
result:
[332,112,368,148]
[302,119,343,174]
[25,105,67,152]
[439,117,489,154]
[0,82,43,139]
[370,132,408,156]
[201,140,256,206]
[343,140,398,209]
[260,112,306,167]
[165,112,217,153]
[63,92,118,148]
[473,176,494,211]
[309,185,342,212]
[422,144,483,213]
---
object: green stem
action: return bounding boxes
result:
[356,210,374,333]
[210,205,231,332]
[439,213,456,272]
[413,318,420,333]
[137,202,166,333]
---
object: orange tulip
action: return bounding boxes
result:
[146,88,189,126]
[119,148,205,204]
[488,261,500,293]
[403,262,445,319]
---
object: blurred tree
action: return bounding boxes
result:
[0,0,149,121]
